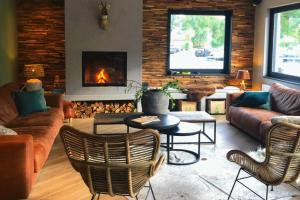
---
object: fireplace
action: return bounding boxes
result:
[82,51,127,87]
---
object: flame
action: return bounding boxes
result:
[96,69,111,84]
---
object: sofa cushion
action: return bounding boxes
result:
[0,83,19,125]
[6,108,64,128]
[12,89,48,116]
[11,125,60,172]
[229,106,282,141]
[232,91,271,110]
[269,83,300,115]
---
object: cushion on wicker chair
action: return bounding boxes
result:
[271,116,300,125]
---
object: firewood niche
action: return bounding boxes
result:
[73,100,136,118]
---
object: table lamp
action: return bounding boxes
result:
[236,70,250,90]
[24,64,45,91]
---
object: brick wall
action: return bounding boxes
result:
[16,0,65,90]
[143,0,255,88]
[16,0,255,90]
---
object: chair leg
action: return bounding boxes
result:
[134,182,156,200]
[266,185,269,200]
[91,194,95,200]
[227,168,242,200]
[167,134,170,164]
[97,194,100,200]
[271,185,274,191]
[145,185,151,200]
[149,181,156,200]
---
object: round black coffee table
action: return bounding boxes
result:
[124,114,180,131]
[161,122,201,165]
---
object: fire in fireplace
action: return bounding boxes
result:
[96,69,111,84]
[82,51,127,86]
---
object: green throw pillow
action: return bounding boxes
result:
[12,89,48,116]
[232,92,271,110]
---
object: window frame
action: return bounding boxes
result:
[267,3,300,83]
[167,9,233,75]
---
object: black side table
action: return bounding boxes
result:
[124,114,180,131]
[161,122,201,165]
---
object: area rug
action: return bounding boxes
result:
[146,121,300,200]
[69,117,300,200]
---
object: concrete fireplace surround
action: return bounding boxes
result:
[65,0,142,101]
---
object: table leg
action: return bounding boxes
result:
[167,134,170,164]
[198,131,201,157]
[200,121,217,144]
[127,125,129,134]
[93,124,97,134]
[214,121,216,144]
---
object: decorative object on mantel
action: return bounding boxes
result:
[236,70,250,90]
[98,1,110,30]
[53,75,65,92]
[126,80,184,115]
[24,64,45,91]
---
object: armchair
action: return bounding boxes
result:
[227,122,300,200]
[59,125,165,200]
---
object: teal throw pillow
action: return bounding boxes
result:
[232,92,271,110]
[12,89,48,116]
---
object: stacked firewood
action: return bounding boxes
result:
[73,101,136,118]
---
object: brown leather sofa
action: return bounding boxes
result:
[226,83,300,143]
[0,83,64,199]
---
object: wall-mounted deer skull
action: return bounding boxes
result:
[98,1,110,30]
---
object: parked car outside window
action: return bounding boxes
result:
[194,48,211,57]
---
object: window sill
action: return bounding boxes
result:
[263,76,300,86]
[167,70,231,76]
[168,73,231,77]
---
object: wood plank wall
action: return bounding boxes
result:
[16,0,65,91]
[143,0,255,88]
[16,0,254,90]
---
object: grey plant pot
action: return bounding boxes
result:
[141,90,169,115]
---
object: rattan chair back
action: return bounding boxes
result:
[59,125,163,197]
[264,122,300,184]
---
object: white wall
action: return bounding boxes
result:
[253,0,300,89]
[253,0,300,90]
[65,0,142,101]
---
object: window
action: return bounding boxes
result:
[268,3,300,83]
[167,10,232,75]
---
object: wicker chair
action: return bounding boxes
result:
[227,122,300,200]
[59,125,165,200]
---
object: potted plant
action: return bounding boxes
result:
[126,80,183,115]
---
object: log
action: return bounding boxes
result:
[72,101,136,118]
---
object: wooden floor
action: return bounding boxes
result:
[28,119,128,200]
[28,117,300,200]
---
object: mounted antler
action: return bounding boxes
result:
[98,0,110,30]
[98,0,110,15]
